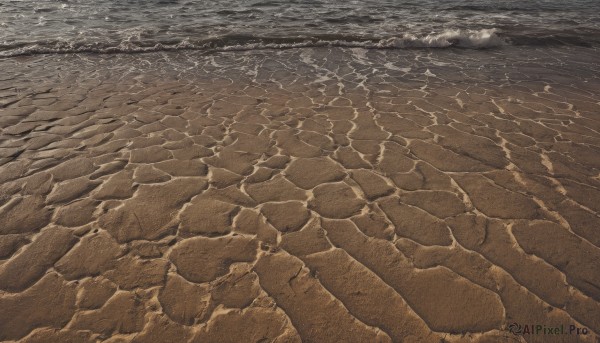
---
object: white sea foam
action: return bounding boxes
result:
[380,29,506,48]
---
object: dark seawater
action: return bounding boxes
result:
[1,0,600,56]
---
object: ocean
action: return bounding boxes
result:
[1,0,600,56]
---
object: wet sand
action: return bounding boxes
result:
[0,47,599,342]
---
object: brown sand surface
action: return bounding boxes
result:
[0,47,599,342]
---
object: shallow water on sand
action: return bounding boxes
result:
[0,46,599,341]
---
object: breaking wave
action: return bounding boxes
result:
[0,28,595,57]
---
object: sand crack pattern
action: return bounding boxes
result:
[0,47,599,342]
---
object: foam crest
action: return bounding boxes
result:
[382,29,506,48]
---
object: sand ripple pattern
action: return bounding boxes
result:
[0,47,599,342]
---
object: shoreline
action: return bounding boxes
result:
[0,47,599,342]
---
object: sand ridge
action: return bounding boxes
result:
[0,47,599,342]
